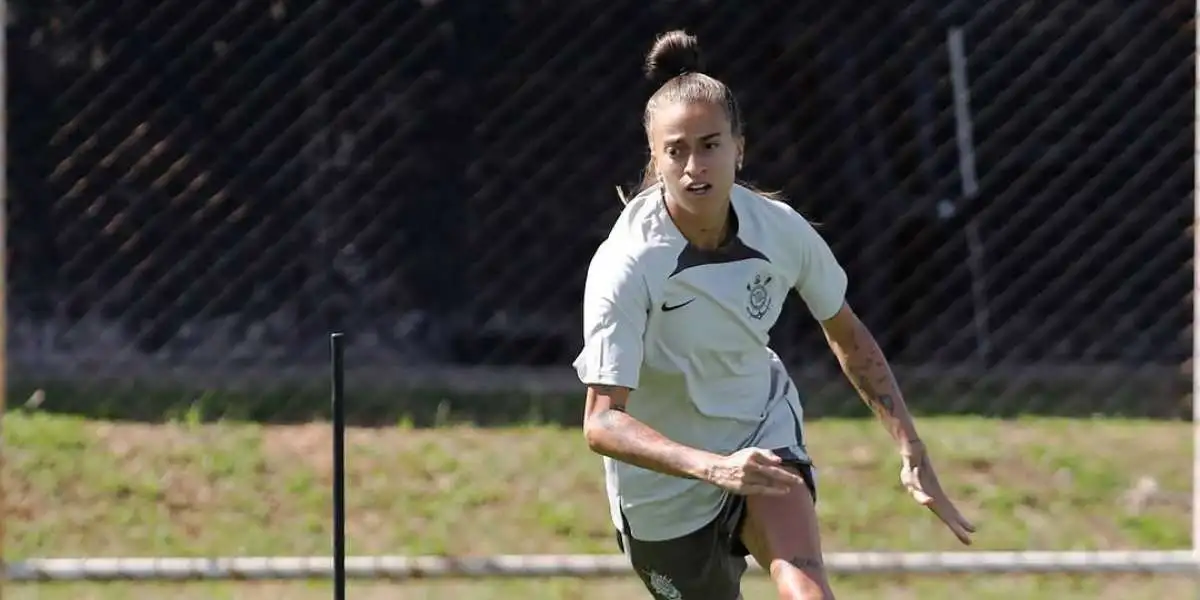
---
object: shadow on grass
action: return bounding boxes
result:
[9,371,1191,427]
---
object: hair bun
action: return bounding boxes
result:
[643,30,705,86]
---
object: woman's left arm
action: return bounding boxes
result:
[817,303,920,450]
[781,205,975,544]
[818,302,977,545]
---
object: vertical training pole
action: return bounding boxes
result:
[330,332,346,599]
[1192,0,1200,587]
[0,0,9,594]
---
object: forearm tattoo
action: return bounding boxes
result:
[835,322,911,440]
[591,385,628,428]
[842,338,897,416]
[874,394,896,417]
[587,384,703,481]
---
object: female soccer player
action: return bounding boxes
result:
[573,30,976,600]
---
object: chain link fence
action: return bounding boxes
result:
[10,1,1192,422]
[5,0,1195,594]
[10,1,1194,415]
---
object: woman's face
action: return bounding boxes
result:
[647,100,743,207]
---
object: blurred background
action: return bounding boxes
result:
[5,0,1195,598]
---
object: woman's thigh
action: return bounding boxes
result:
[739,465,835,599]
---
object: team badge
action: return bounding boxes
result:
[746,273,773,320]
[646,570,683,599]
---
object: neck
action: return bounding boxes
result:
[665,193,731,250]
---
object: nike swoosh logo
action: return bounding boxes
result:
[661,298,696,312]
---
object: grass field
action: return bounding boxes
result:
[6,411,1193,599]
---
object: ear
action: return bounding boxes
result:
[736,136,746,170]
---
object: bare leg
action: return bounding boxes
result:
[739,467,835,600]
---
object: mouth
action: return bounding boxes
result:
[684,183,712,195]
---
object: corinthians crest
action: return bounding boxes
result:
[646,570,683,600]
[746,273,773,320]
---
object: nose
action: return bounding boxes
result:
[684,153,707,177]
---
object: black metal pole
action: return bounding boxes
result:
[330,332,346,599]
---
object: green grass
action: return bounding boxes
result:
[6,412,1193,599]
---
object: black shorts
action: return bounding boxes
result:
[615,451,818,600]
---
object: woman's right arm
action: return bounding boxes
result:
[583,382,803,495]
[582,383,719,481]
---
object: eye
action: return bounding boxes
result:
[665,147,680,157]
[705,141,720,150]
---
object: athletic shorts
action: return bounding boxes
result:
[615,450,818,600]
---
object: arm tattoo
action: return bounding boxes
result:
[875,394,896,417]
[584,385,709,481]
[832,320,916,441]
[842,335,896,417]
[591,385,628,428]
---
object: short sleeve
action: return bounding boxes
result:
[790,215,848,321]
[572,242,650,389]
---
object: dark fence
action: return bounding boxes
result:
[7,0,1194,420]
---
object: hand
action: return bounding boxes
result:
[705,448,807,496]
[900,441,977,545]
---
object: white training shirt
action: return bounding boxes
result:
[573,183,849,541]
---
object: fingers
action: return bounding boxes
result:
[746,448,782,465]
[743,448,804,486]
[903,464,977,545]
[929,500,975,545]
[739,450,806,495]
[923,488,976,544]
[929,489,975,531]
[961,514,978,533]
[723,448,807,495]
[747,461,806,487]
[939,500,977,535]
